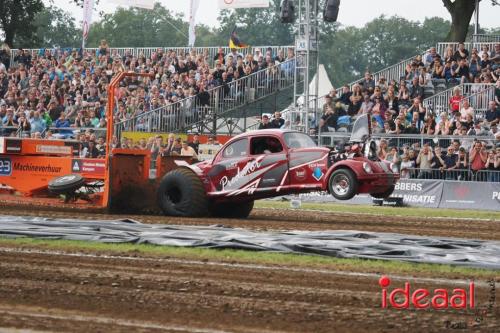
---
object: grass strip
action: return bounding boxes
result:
[255,200,500,220]
[0,237,497,279]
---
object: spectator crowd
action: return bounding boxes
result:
[0,40,295,144]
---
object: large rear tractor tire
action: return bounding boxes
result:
[370,185,395,199]
[328,169,358,200]
[210,201,254,219]
[157,168,209,217]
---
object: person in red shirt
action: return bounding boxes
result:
[469,141,487,177]
[449,88,463,113]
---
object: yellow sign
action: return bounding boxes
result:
[121,132,187,144]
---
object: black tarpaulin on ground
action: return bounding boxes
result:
[0,215,499,269]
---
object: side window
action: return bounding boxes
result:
[250,136,284,155]
[222,138,248,158]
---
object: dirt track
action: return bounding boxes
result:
[0,247,499,333]
[1,206,500,240]
[1,207,499,332]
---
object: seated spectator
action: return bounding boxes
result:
[321,105,337,132]
[358,94,373,115]
[459,99,474,121]
[485,101,499,126]
[384,88,399,119]
[435,112,451,135]
[449,88,463,113]
[409,77,424,100]
[452,58,470,84]
[397,84,411,107]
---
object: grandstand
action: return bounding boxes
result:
[0,36,499,182]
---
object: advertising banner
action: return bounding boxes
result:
[218,0,270,9]
[285,179,499,211]
[392,179,443,208]
[111,0,154,9]
[440,181,500,211]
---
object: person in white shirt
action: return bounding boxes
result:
[459,99,474,121]
[180,141,198,159]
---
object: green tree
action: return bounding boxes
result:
[320,15,451,87]
[442,0,498,42]
[85,3,192,47]
[14,6,81,48]
[0,0,44,47]
[217,0,294,46]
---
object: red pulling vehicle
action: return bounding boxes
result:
[158,114,400,218]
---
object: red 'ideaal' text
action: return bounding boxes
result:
[379,276,475,309]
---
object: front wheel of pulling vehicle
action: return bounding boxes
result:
[370,185,395,199]
[328,169,358,200]
[157,168,209,217]
[210,200,254,219]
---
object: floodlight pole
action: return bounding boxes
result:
[293,0,320,135]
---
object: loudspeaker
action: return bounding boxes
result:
[280,0,295,24]
[323,0,340,23]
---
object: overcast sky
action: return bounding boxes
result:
[47,0,499,29]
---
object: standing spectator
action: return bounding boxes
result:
[270,112,285,129]
[400,153,415,179]
[258,115,272,129]
[180,141,198,158]
[485,149,500,182]
[431,146,445,179]
[442,146,458,179]
[361,72,375,93]
[0,44,10,71]
[189,134,200,154]
[416,144,433,179]
[29,111,46,134]
[456,147,469,180]
[469,141,487,176]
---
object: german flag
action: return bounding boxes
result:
[229,28,248,49]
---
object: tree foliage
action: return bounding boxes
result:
[85,3,190,47]
[0,0,44,47]
[14,6,81,48]
[442,0,499,42]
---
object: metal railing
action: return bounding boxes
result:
[403,168,500,182]
[318,132,498,149]
[9,46,294,67]
[436,42,499,58]
[0,126,106,139]
[472,34,500,43]
[422,83,495,117]
[114,58,297,138]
